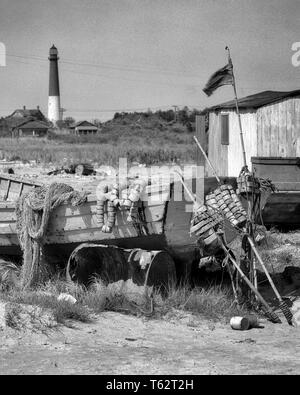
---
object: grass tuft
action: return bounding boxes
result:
[0,275,249,329]
[3,289,91,325]
[153,283,248,322]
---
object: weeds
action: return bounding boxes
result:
[0,275,248,329]
[3,289,91,325]
[0,124,195,166]
[4,303,22,329]
[0,259,20,291]
[153,283,248,322]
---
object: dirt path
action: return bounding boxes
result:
[0,311,299,375]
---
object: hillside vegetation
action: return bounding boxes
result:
[0,110,201,166]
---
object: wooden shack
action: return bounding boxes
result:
[203,90,300,177]
[12,120,50,137]
[69,120,98,135]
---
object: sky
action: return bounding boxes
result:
[0,0,299,121]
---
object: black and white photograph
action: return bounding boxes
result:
[0,0,299,377]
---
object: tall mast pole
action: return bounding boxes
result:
[225,46,247,169]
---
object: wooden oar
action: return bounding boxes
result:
[223,254,240,305]
[220,240,281,324]
[193,136,221,185]
[247,236,294,325]
[193,135,260,292]
[175,172,281,323]
[174,170,203,207]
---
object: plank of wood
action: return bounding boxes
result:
[286,99,294,156]
[143,204,166,223]
[278,101,287,157]
[275,181,300,191]
[0,180,8,200]
[195,115,206,167]
[0,209,16,222]
[18,183,24,198]
[48,207,165,233]
[142,191,170,206]
[256,109,262,156]
[164,193,193,249]
[261,106,270,157]
[262,192,300,225]
[44,224,164,244]
[292,98,300,156]
[0,201,16,209]
[44,229,117,244]
[269,105,277,156]
[0,173,42,187]
[3,180,11,201]
[0,223,16,235]
[251,157,300,190]
[0,234,19,246]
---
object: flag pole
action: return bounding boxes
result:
[225,46,248,169]
[225,47,260,301]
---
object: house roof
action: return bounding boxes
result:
[9,109,46,120]
[2,116,34,129]
[75,126,98,131]
[14,120,50,130]
[203,89,300,112]
[70,120,98,129]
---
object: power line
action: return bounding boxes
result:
[7,56,202,88]
[7,53,200,79]
[60,66,201,88]
[8,53,293,92]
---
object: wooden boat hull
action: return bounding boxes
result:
[0,181,194,262]
[0,176,238,276]
[252,157,300,227]
[260,192,300,227]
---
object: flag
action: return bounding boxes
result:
[203,61,233,97]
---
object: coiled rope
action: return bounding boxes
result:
[16,182,87,290]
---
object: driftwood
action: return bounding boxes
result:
[47,163,95,176]
[75,163,95,176]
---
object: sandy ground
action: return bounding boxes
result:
[0,310,300,375]
[1,162,300,375]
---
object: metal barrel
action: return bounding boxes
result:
[66,243,177,288]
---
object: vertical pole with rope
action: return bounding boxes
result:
[225,46,247,170]
[225,46,257,297]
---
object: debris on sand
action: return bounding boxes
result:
[47,163,95,176]
[2,302,56,331]
[291,298,300,326]
[57,293,77,304]
[230,314,263,330]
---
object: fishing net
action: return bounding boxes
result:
[16,182,87,290]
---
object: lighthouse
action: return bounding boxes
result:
[48,45,61,124]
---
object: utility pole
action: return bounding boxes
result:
[172,105,178,122]
[60,107,66,120]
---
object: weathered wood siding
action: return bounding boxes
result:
[207,97,300,177]
[207,113,228,177]
[195,115,206,167]
[207,110,257,177]
[227,110,257,176]
[256,97,300,157]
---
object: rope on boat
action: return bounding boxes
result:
[16,182,87,290]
